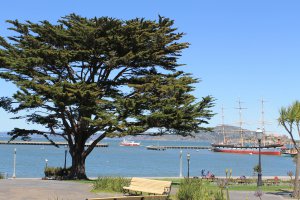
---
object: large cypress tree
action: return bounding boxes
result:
[0,14,214,179]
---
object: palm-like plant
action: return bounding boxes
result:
[278,101,300,197]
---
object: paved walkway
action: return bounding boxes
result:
[229,191,292,200]
[0,179,294,200]
[0,179,98,200]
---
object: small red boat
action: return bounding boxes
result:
[120,139,141,146]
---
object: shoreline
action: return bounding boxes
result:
[2,176,292,181]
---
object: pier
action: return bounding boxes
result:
[0,141,109,147]
[146,145,211,150]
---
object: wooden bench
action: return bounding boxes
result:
[123,178,172,196]
[88,195,168,200]
[236,178,248,184]
[265,177,280,186]
[201,177,217,182]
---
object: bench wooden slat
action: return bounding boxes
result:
[123,178,171,195]
[123,187,164,195]
[88,197,142,200]
[88,195,168,200]
[143,196,168,200]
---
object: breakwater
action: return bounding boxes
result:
[146,145,211,150]
[0,140,108,147]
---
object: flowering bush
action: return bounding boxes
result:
[177,179,225,200]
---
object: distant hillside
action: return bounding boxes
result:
[0,126,244,142]
[1,125,278,143]
[0,132,8,137]
[128,125,256,142]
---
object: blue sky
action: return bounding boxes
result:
[0,0,300,136]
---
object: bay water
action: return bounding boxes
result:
[0,138,294,178]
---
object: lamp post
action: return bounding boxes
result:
[64,145,68,169]
[187,153,190,179]
[12,148,16,178]
[45,159,48,169]
[256,128,263,187]
[179,150,183,177]
[63,145,68,176]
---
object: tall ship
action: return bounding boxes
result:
[211,99,283,156]
[211,143,282,155]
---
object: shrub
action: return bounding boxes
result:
[253,164,261,173]
[93,177,131,192]
[176,179,225,200]
[44,167,71,179]
[0,173,4,179]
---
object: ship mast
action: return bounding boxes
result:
[260,98,267,146]
[221,105,226,144]
[236,99,247,146]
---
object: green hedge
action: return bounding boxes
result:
[93,177,131,192]
[176,179,225,200]
[44,167,71,179]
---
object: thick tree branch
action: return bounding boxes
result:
[282,122,299,151]
[113,67,128,81]
[66,64,77,83]
[84,131,108,158]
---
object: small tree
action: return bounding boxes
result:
[253,164,261,174]
[0,14,215,179]
[288,171,294,188]
[278,101,300,197]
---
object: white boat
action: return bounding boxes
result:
[120,139,140,146]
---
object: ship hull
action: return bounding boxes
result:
[120,139,140,146]
[212,147,281,156]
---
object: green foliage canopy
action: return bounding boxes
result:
[0,14,215,178]
[278,101,300,151]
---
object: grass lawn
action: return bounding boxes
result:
[72,178,293,194]
[224,184,291,192]
[71,179,96,184]
[151,178,293,192]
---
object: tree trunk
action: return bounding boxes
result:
[293,152,300,197]
[70,148,88,180]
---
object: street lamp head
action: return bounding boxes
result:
[187,153,190,161]
[45,159,48,162]
[256,128,263,140]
